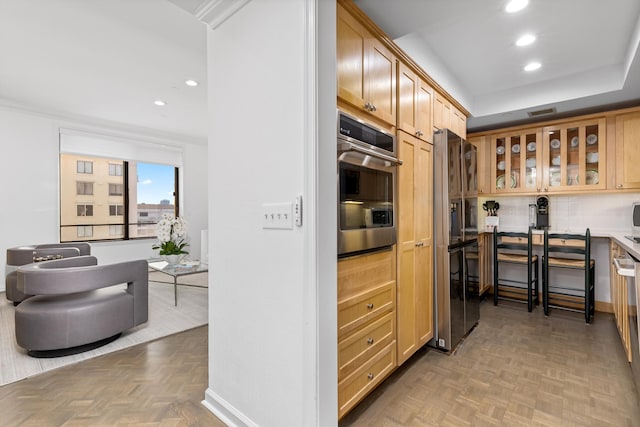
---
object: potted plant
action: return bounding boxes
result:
[153,214,189,265]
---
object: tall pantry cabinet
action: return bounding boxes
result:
[396,130,434,364]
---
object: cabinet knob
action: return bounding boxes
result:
[618,184,623,188]
[363,102,371,111]
[367,373,374,380]
[544,187,548,192]
[366,303,374,310]
[371,104,377,112]
[367,337,374,345]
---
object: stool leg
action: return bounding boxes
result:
[527,258,532,312]
[543,256,549,316]
[535,258,539,305]
[493,260,498,306]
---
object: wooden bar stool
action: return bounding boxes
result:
[542,229,595,323]
[493,228,539,312]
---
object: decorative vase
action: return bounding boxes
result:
[163,254,184,267]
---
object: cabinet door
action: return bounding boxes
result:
[396,131,433,364]
[415,139,433,346]
[615,111,640,189]
[416,79,433,142]
[366,37,396,126]
[451,106,467,139]
[433,92,451,131]
[337,5,366,112]
[397,63,433,142]
[468,136,489,195]
[542,118,606,192]
[490,129,541,193]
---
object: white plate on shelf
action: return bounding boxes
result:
[550,171,561,186]
[512,144,520,153]
[571,136,579,147]
[496,173,517,189]
[585,170,599,185]
[587,134,598,145]
[496,145,505,155]
[550,139,561,149]
[551,155,561,166]
[527,142,536,152]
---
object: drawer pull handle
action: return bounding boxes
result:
[367,373,374,380]
[367,337,374,345]
[366,303,374,310]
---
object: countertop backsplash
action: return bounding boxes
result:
[478,193,640,234]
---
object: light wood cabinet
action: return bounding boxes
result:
[615,110,640,189]
[468,135,489,195]
[337,247,397,419]
[451,106,467,139]
[541,118,606,192]
[610,241,632,362]
[337,3,396,127]
[397,62,433,142]
[490,128,542,194]
[433,92,451,133]
[396,131,434,365]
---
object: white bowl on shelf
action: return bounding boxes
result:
[525,158,536,168]
[496,145,505,155]
[551,155,561,166]
[571,136,579,147]
[497,160,506,170]
[550,139,561,149]
[587,134,598,145]
[512,144,520,153]
[586,152,599,163]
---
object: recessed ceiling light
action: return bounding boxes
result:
[154,100,167,106]
[506,0,528,13]
[524,62,541,72]
[516,34,536,47]
[185,79,199,87]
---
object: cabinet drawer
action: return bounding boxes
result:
[338,312,394,380]
[501,234,543,246]
[338,282,395,339]
[338,341,396,419]
[547,237,584,248]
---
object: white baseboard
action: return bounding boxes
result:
[202,388,259,427]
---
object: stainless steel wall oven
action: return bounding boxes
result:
[337,110,401,256]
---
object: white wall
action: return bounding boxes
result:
[203,1,336,426]
[478,193,640,303]
[0,106,208,292]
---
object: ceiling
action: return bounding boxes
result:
[354,0,640,131]
[0,0,208,144]
[1,1,639,141]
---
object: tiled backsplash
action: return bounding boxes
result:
[478,193,640,233]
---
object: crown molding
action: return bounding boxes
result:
[195,0,252,29]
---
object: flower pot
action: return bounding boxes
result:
[163,254,184,266]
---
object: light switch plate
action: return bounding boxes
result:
[262,202,293,229]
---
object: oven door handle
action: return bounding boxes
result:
[341,142,403,165]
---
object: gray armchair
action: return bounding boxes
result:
[5,243,91,304]
[15,255,148,357]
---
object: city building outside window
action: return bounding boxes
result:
[77,160,93,174]
[60,154,177,242]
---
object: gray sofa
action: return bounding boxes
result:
[15,255,148,357]
[6,243,91,304]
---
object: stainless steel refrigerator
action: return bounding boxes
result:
[432,129,480,352]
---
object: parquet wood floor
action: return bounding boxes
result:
[0,326,225,427]
[341,301,640,427]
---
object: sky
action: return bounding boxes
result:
[136,162,175,205]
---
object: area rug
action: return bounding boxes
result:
[0,274,208,386]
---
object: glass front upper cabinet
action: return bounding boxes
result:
[490,128,541,193]
[542,118,606,192]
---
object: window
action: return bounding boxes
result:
[77,160,93,174]
[76,182,93,195]
[109,204,124,216]
[60,153,178,242]
[109,224,123,236]
[77,204,93,216]
[109,163,123,176]
[109,183,123,196]
[77,225,93,237]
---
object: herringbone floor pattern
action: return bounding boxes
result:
[0,325,225,427]
[341,301,640,426]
